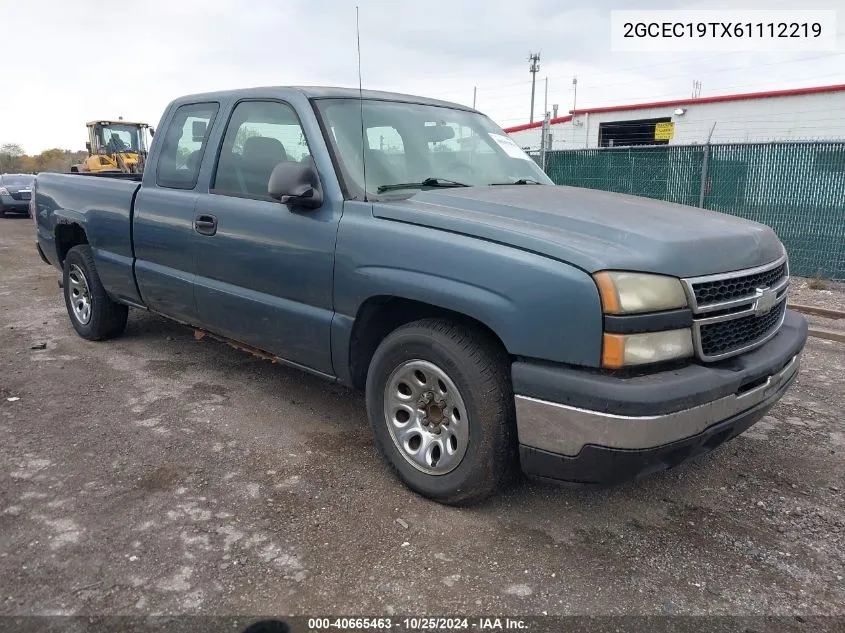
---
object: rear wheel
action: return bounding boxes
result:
[365,318,516,505]
[63,245,128,340]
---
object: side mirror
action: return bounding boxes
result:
[85,141,91,152]
[149,127,155,137]
[192,120,207,142]
[268,161,323,209]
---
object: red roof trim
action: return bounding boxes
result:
[503,115,571,133]
[504,84,845,131]
[570,83,845,116]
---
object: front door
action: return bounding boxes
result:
[191,99,340,375]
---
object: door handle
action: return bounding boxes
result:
[194,213,218,236]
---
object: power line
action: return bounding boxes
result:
[570,52,845,93]
[462,57,845,105]
[422,49,845,104]
[491,73,845,123]
[476,48,843,96]
[478,52,845,105]
[473,51,744,93]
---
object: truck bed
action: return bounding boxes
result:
[35,172,142,305]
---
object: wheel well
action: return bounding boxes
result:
[55,223,88,264]
[348,296,508,391]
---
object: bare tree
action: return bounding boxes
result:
[233,126,260,154]
[0,143,25,172]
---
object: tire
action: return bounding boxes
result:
[365,318,516,505]
[63,245,128,340]
[0,209,6,218]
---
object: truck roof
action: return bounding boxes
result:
[170,86,476,112]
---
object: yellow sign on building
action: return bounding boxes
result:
[655,122,675,141]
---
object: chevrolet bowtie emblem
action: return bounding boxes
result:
[753,287,777,317]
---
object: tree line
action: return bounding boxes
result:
[0,143,88,174]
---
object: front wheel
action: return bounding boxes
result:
[63,245,128,340]
[365,318,516,505]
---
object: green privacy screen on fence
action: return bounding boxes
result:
[541,142,845,279]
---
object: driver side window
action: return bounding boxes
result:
[213,100,312,199]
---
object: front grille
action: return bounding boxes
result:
[699,300,786,358]
[11,191,30,201]
[684,254,790,361]
[692,262,787,307]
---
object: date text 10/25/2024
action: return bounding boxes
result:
[306,617,529,631]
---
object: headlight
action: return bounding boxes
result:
[602,329,694,369]
[0,187,9,195]
[593,271,688,314]
[594,271,693,368]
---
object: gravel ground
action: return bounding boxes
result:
[789,277,845,314]
[789,278,845,336]
[1,216,844,621]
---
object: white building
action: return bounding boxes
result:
[504,83,845,150]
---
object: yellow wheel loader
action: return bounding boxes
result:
[71,118,152,174]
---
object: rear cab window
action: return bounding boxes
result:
[156,102,220,190]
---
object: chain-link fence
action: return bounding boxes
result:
[540,142,845,279]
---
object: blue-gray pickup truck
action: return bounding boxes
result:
[32,87,807,504]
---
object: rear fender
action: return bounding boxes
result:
[53,211,89,263]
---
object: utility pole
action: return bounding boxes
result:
[572,76,578,112]
[528,53,540,123]
[541,110,550,171]
[698,122,717,207]
[543,77,549,120]
[692,80,701,99]
[472,86,477,109]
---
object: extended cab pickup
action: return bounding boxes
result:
[33,87,808,504]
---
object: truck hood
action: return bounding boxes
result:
[373,185,784,277]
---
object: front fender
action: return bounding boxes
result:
[353,265,516,325]
[333,203,604,371]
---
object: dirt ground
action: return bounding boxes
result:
[789,277,845,315]
[1,216,844,619]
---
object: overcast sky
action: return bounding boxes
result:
[2,0,842,154]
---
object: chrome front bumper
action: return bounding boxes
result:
[515,353,800,457]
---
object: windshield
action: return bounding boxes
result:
[95,123,146,154]
[2,175,34,187]
[314,98,552,199]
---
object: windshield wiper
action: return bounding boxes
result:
[489,178,543,185]
[377,177,470,193]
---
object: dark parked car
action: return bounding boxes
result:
[0,173,35,217]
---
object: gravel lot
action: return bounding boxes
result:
[1,216,844,621]
[789,277,845,315]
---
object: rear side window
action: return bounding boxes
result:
[156,102,219,190]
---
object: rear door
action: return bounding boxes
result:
[190,99,341,374]
[133,102,220,323]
